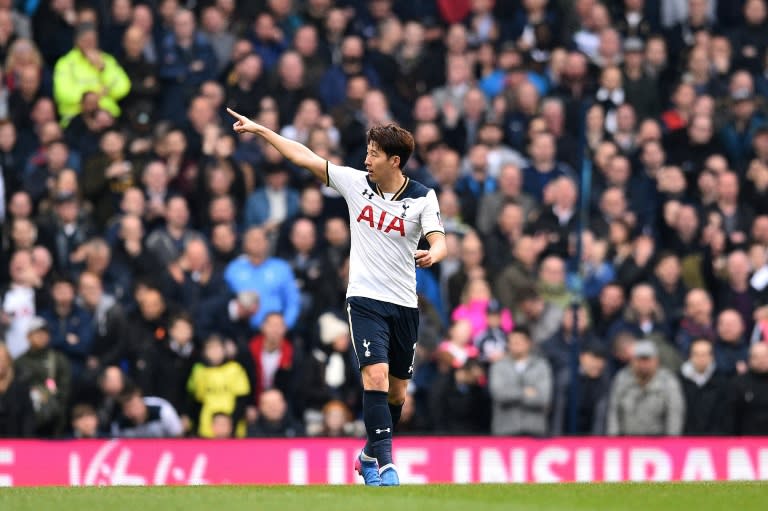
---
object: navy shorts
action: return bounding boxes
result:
[345,296,419,379]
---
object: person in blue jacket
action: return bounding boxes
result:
[158,9,217,123]
[224,226,300,330]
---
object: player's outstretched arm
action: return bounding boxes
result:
[227,107,327,182]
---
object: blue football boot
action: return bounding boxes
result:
[379,464,400,486]
[355,452,382,486]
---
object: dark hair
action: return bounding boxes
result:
[169,312,193,327]
[655,251,680,266]
[581,341,608,359]
[118,383,143,404]
[509,325,532,341]
[71,403,97,420]
[516,287,540,303]
[203,333,225,347]
[211,412,232,421]
[689,338,714,355]
[51,274,75,288]
[366,124,415,170]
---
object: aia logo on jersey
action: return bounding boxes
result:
[356,205,405,237]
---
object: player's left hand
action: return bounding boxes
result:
[415,250,433,268]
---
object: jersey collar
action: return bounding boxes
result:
[367,175,410,201]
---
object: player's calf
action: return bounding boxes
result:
[363,389,394,468]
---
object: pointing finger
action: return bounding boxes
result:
[226,107,245,120]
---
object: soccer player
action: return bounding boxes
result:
[228,108,446,486]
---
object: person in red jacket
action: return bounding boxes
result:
[247,311,295,421]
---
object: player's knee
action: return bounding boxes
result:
[362,365,389,390]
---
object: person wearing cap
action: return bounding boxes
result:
[622,36,661,119]
[14,316,72,437]
[53,21,131,127]
[473,299,510,365]
[721,74,767,169]
[607,339,685,435]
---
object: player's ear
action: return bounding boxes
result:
[390,155,400,169]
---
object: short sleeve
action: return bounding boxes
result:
[326,161,364,197]
[421,189,445,238]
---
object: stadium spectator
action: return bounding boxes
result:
[247,312,294,407]
[14,316,71,436]
[713,309,750,378]
[451,278,513,339]
[552,342,611,436]
[145,196,200,266]
[158,9,217,123]
[246,388,303,437]
[225,53,266,120]
[224,226,300,329]
[310,400,359,437]
[150,313,197,422]
[124,285,177,395]
[727,342,768,435]
[675,288,717,355]
[488,326,553,436]
[679,338,729,435]
[39,276,93,379]
[300,312,360,415]
[77,271,125,377]
[473,299,509,365]
[319,35,380,110]
[118,25,160,123]
[243,163,300,231]
[476,164,534,237]
[494,236,541,313]
[209,412,234,439]
[514,286,565,346]
[188,334,250,438]
[38,192,94,276]
[0,342,34,437]
[93,366,127,434]
[607,340,685,436]
[541,304,597,377]
[69,403,101,439]
[111,384,183,438]
[536,255,574,310]
[430,358,490,434]
[163,237,229,324]
[1,250,45,359]
[52,22,130,126]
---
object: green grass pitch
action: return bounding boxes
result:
[1,482,766,511]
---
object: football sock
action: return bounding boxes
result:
[389,401,403,429]
[363,390,393,467]
[363,401,404,456]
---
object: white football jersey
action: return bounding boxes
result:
[326,161,444,308]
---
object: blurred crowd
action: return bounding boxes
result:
[2,0,768,440]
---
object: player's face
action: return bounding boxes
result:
[364,142,397,183]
